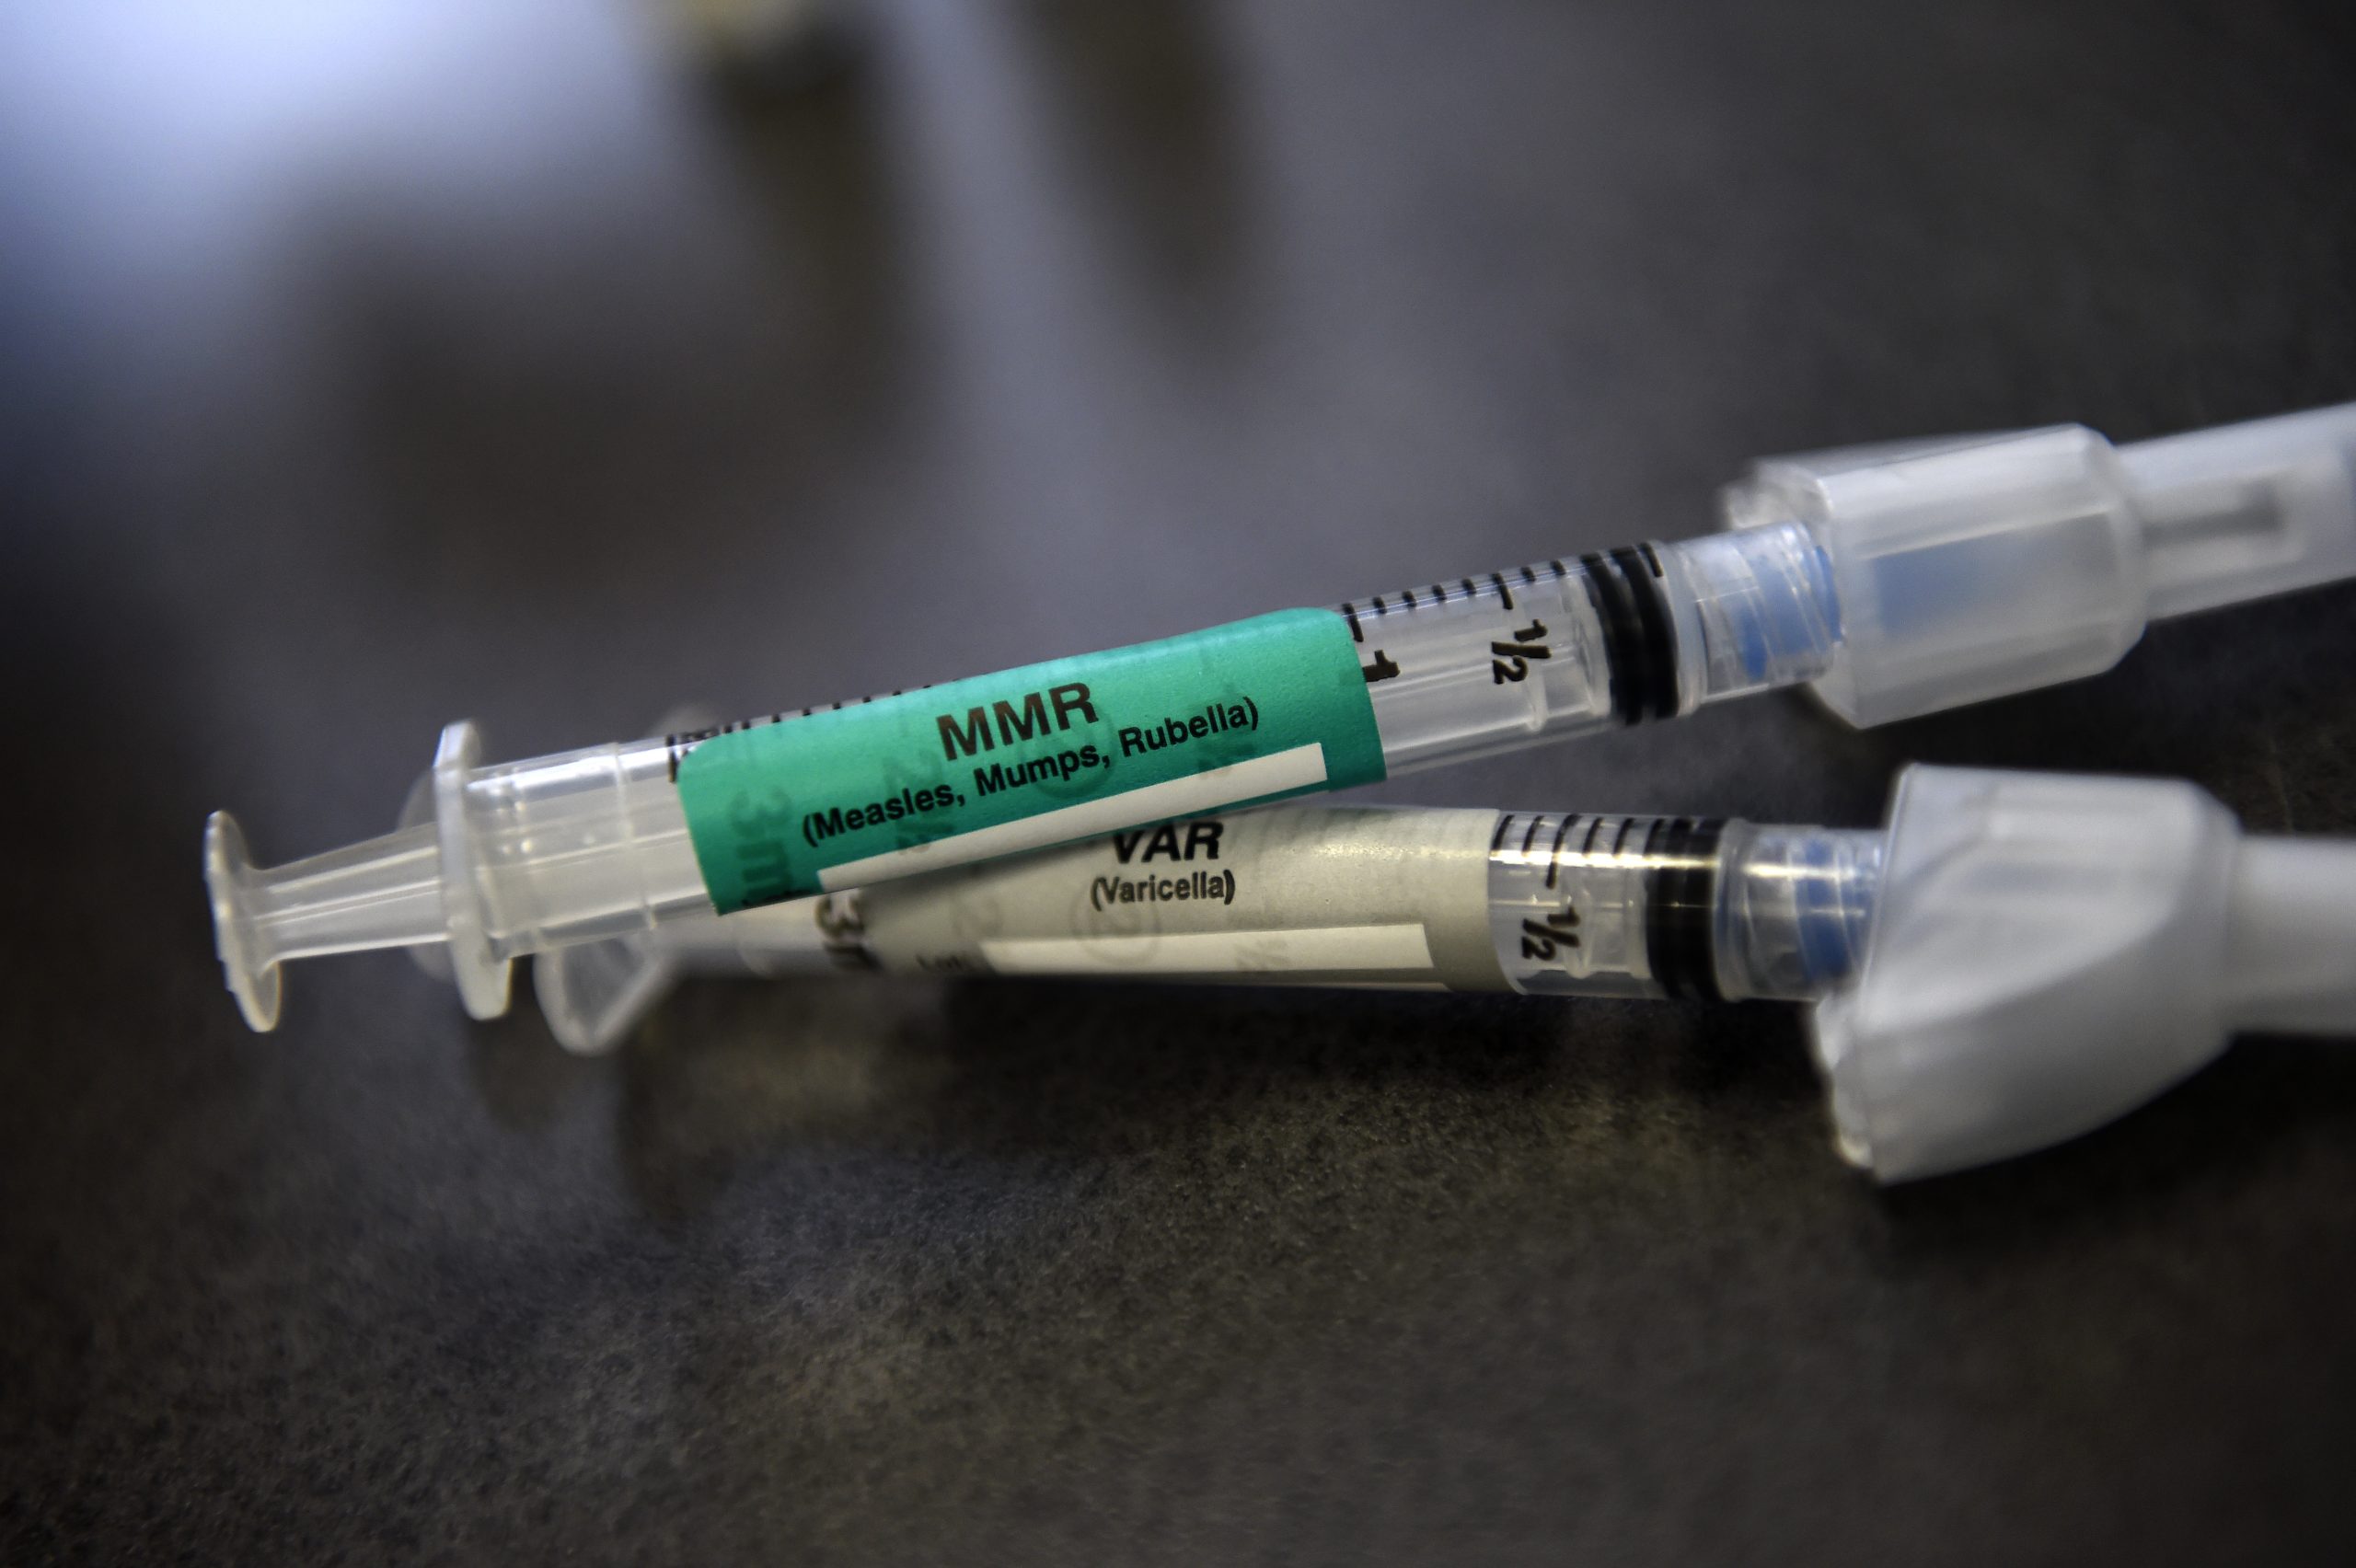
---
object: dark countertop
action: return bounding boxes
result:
[6,1,2354,1561]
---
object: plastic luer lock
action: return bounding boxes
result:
[1721,402,2356,724]
[206,402,2356,1032]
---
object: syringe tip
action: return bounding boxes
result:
[204,811,283,1032]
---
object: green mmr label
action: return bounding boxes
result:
[673,608,1386,911]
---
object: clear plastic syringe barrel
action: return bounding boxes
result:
[1486,812,1881,1002]
[207,523,1843,1027]
[456,738,705,954]
[529,802,1888,1052]
[1345,524,1838,767]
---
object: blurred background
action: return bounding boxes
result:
[4,1,2353,1561]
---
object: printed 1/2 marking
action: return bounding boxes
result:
[1519,905,1582,962]
[1491,619,1552,684]
[1344,566,1561,687]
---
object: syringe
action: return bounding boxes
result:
[206,402,2356,1032]
[537,798,1884,1041]
[531,765,2356,1182]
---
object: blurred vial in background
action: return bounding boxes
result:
[0,2,785,431]
[664,0,865,92]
